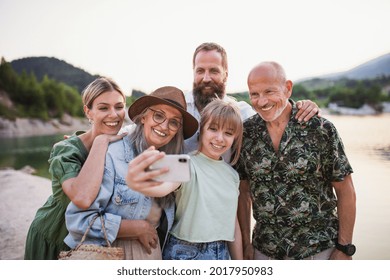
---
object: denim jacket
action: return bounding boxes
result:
[64,134,175,250]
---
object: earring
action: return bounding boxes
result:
[89,119,94,125]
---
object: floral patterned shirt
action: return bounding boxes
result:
[235,101,353,259]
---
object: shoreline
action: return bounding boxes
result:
[0,169,52,260]
[0,115,90,138]
[0,115,132,139]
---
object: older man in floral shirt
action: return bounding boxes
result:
[236,61,356,260]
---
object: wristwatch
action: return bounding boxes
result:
[335,242,356,256]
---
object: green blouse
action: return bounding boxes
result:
[24,133,88,260]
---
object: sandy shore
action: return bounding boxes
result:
[0,169,52,260]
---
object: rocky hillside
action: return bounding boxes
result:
[0,114,90,138]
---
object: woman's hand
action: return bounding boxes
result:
[64,132,127,142]
[126,146,167,191]
[127,147,181,197]
[94,132,128,144]
[62,132,128,209]
[135,220,159,255]
[118,219,158,255]
[295,100,322,122]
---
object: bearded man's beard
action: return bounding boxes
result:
[192,81,226,112]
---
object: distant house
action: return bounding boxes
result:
[382,102,390,113]
[328,103,377,115]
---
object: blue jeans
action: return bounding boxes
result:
[162,234,230,260]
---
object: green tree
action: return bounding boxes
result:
[61,83,83,117]
[0,58,85,120]
[41,75,64,118]
[17,71,48,119]
[0,57,18,93]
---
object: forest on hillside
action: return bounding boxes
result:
[10,56,100,92]
[0,58,135,120]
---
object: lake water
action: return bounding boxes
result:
[0,134,64,178]
[325,114,390,260]
[0,114,389,260]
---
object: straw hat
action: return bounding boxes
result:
[128,86,198,139]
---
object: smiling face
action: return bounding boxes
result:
[192,50,228,111]
[247,62,293,122]
[199,118,236,161]
[142,104,182,149]
[84,90,126,135]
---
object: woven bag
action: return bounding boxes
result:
[59,214,124,260]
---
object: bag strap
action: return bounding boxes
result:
[99,214,112,247]
[74,213,112,250]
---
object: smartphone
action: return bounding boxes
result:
[148,154,191,182]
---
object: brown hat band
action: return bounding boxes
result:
[163,98,185,110]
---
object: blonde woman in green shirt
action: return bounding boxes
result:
[24,77,130,259]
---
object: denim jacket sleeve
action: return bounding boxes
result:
[64,153,122,249]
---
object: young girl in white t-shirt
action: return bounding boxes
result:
[126,99,243,260]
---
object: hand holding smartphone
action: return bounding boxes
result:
[148,154,191,182]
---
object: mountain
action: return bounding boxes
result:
[10,57,100,91]
[299,52,390,83]
[295,52,390,92]
[322,53,390,80]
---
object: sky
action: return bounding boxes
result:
[1,0,390,95]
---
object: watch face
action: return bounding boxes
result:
[346,245,356,256]
[336,243,356,256]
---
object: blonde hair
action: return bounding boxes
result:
[82,77,126,109]
[198,99,243,165]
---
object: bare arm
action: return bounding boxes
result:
[237,179,254,260]
[126,147,181,197]
[295,100,322,122]
[62,133,127,209]
[228,217,243,260]
[330,174,357,260]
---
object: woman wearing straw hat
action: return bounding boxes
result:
[64,86,198,260]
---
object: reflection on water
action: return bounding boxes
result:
[0,114,389,259]
[376,146,390,161]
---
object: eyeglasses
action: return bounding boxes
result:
[147,108,182,131]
